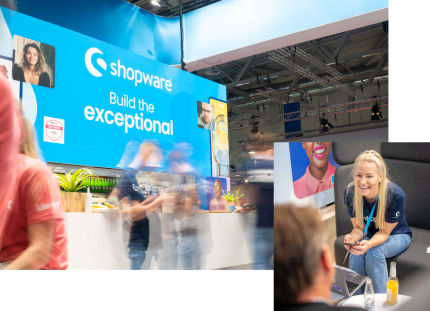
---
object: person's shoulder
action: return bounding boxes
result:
[293,173,306,188]
[344,182,354,196]
[39,72,50,86]
[119,168,136,181]
[12,63,22,71]
[387,181,405,199]
[343,182,355,204]
[12,63,24,78]
[197,115,204,124]
[17,155,56,188]
[19,155,51,177]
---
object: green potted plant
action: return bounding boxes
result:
[56,168,94,212]
[222,190,244,212]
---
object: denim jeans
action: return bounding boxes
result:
[128,219,150,270]
[158,229,200,270]
[349,233,411,293]
[253,227,274,270]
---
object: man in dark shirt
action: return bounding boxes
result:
[117,141,169,270]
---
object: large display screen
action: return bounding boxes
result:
[0,7,226,178]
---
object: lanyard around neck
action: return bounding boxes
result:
[362,194,378,239]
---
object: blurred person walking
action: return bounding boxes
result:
[242,144,274,270]
[0,117,67,269]
[159,143,201,270]
[0,75,21,255]
[117,140,170,270]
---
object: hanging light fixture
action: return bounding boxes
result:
[151,0,161,7]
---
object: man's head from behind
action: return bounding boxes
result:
[274,204,334,305]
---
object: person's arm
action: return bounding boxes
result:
[129,193,170,221]
[106,187,120,206]
[351,221,398,255]
[344,218,363,250]
[5,219,55,270]
[343,186,363,248]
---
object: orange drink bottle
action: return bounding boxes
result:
[386,261,398,305]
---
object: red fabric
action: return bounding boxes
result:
[0,155,68,269]
[0,76,21,250]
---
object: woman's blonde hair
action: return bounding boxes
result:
[353,150,388,230]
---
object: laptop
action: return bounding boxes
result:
[331,265,367,302]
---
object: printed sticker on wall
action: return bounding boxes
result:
[43,117,64,144]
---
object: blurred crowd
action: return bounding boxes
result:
[0,75,274,270]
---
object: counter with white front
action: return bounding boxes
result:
[65,211,257,269]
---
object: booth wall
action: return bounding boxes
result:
[65,213,255,270]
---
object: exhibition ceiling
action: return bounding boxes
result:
[126,0,222,16]
[128,0,388,144]
[196,22,389,144]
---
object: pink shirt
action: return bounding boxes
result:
[0,155,68,269]
[209,197,228,211]
[0,76,21,250]
[293,163,336,199]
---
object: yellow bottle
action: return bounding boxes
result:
[386,261,398,305]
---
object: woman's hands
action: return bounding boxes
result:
[350,240,370,255]
[344,233,360,250]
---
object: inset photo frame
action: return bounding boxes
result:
[12,35,55,88]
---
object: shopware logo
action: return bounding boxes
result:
[84,47,172,91]
[85,47,107,77]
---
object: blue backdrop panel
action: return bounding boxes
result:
[0,8,226,177]
[0,0,181,65]
[1,0,388,66]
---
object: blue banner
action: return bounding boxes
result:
[0,8,226,177]
[284,101,301,135]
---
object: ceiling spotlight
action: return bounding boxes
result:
[151,0,161,7]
